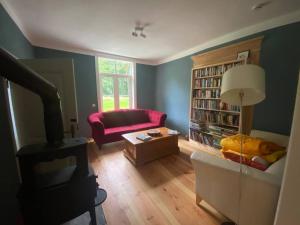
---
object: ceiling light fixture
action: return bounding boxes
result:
[132,23,148,38]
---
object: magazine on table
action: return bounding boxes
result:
[136,134,152,141]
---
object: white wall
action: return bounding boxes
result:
[274,72,300,225]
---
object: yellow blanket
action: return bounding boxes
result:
[221,134,285,163]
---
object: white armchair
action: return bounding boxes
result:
[191,130,289,225]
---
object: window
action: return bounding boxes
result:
[96,57,135,112]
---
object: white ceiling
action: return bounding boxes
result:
[2,0,300,64]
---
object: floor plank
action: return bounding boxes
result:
[88,139,226,225]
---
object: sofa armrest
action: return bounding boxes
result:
[87,113,105,136]
[147,110,167,126]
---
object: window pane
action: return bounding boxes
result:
[98,57,132,75]
[118,77,130,109]
[102,77,114,111]
[116,61,132,75]
[98,58,116,74]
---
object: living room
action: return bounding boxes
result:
[1,1,300,225]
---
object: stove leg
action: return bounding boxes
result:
[89,207,97,225]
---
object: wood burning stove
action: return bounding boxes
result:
[0,48,106,225]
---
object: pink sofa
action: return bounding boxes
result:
[87,109,167,147]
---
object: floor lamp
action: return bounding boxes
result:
[220,64,266,225]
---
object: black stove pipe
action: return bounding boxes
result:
[0,48,64,145]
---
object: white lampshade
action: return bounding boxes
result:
[221,64,266,106]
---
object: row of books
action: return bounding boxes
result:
[190,125,238,148]
[220,102,240,112]
[208,125,238,137]
[190,121,199,129]
[193,89,221,98]
[194,65,223,77]
[193,61,244,78]
[192,100,240,112]
[193,99,219,109]
[191,110,239,126]
[190,129,223,149]
[194,78,221,88]
[190,129,214,146]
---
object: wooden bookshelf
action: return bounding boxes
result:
[189,37,263,148]
[189,59,246,149]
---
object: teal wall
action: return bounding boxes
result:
[155,58,192,134]
[0,4,34,224]
[34,47,156,136]
[155,22,300,135]
[136,63,156,109]
[34,47,98,137]
[0,6,34,58]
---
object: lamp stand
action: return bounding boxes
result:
[221,92,244,225]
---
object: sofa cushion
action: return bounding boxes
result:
[105,122,158,135]
[124,110,150,125]
[101,111,130,128]
[129,122,159,131]
[101,110,150,128]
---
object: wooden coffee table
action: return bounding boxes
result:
[122,127,179,166]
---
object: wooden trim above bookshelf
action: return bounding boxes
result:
[191,36,263,67]
[192,58,246,70]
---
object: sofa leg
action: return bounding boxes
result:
[196,194,202,205]
[96,143,102,150]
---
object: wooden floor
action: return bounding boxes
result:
[88,138,226,225]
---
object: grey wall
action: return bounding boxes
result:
[0,4,35,224]
[155,22,300,135]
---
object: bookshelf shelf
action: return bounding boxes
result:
[193,87,220,90]
[193,97,221,100]
[190,58,246,148]
[194,75,223,79]
[192,107,240,114]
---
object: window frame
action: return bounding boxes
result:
[95,57,136,112]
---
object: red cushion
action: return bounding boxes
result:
[129,122,159,131]
[105,122,158,135]
[101,109,149,128]
[223,151,268,171]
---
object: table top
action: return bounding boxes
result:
[122,127,178,145]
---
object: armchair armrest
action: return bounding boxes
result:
[191,151,281,186]
[147,110,167,126]
[191,151,282,225]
